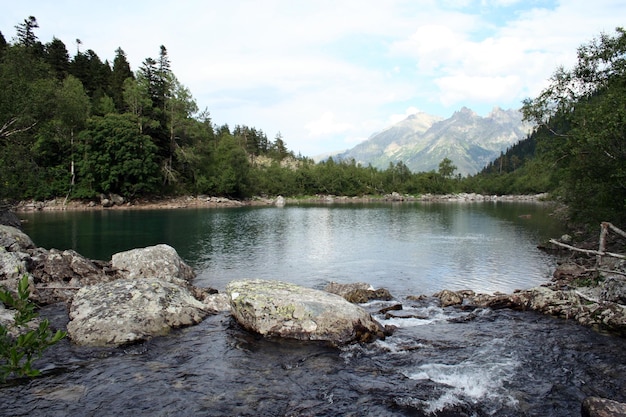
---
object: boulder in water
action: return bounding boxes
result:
[111,244,195,286]
[581,396,626,417]
[67,278,210,347]
[324,281,393,303]
[227,279,385,344]
[434,289,463,307]
[0,225,35,252]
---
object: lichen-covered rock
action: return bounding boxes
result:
[0,248,37,300]
[581,396,626,417]
[324,282,372,298]
[30,247,115,285]
[227,279,385,344]
[0,303,42,338]
[324,281,393,303]
[111,244,195,285]
[191,288,231,312]
[0,225,35,252]
[511,286,583,313]
[67,278,210,347]
[434,289,463,307]
[0,248,29,281]
[27,247,118,304]
[601,276,626,304]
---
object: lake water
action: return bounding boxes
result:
[4,201,625,416]
[20,201,564,296]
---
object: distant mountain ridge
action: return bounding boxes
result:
[335,107,531,175]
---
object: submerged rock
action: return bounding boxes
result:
[227,279,385,344]
[67,278,210,347]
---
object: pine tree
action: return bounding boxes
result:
[111,47,134,111]
[14,16,39,48]
[44,37,70,80]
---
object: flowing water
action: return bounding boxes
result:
[3,201,624,416]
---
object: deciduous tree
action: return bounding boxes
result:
[522,27,626,225]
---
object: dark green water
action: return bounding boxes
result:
[20,201,565,295]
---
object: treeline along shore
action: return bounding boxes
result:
[11,192,552,212]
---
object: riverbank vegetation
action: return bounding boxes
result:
[1,18,624,226]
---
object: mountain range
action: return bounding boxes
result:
[333,107,532,176]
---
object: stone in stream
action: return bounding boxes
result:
[67,278,211,347]
[226,279,385,345]
[581,396,626,417]
[111,244,195,286]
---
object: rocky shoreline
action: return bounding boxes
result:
[11,192,552,212]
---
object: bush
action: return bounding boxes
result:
[0,275,66,382]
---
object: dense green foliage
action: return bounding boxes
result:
[1,18,624,225]
[0,17,462,201]
[0,276,66,381]
[520,28,626,226]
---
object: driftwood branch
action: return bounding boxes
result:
[603,222,626,239]
[549,222,626,279]
[585,268,626,277]
[548,239,626,260]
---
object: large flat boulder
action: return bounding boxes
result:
[226,279,384,344]
[111,244,195,285]
[67,278,210,347]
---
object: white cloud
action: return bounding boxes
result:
[305,112,354,137]
[436,75,522,106]
[388,107,423,125]
[2,0,626,157]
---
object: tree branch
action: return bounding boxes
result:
[0,118,37,140]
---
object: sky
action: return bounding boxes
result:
[2,1,625,158]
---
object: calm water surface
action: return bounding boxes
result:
[21,201,563,295]
[5,201,624,416]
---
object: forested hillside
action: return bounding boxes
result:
[470,28,626,226]
[0,16,467,201]
[1,17,624,226]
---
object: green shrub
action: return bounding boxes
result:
[0,275,66,382]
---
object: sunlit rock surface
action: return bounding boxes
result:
[227,279,384,344]
[67,278,210,347]
[111,244,195,286]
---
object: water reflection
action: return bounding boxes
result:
[21,202,564,295]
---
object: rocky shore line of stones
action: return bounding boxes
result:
[11,192,551,212]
